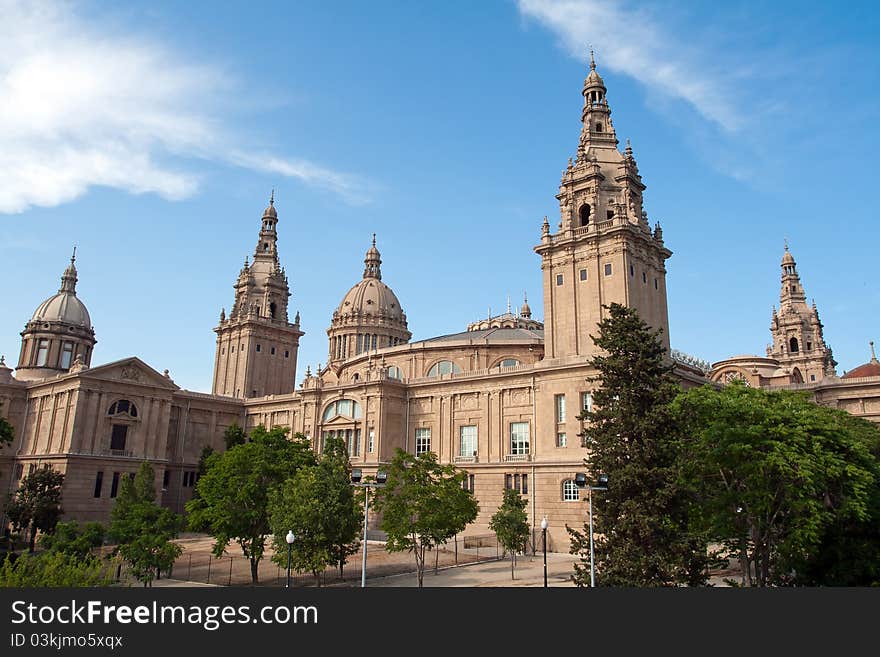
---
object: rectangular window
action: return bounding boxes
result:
[505,473,528,494]
[642,271,647,284]
[110,472,120,498]
[162,470,170,490]
[368,429,375,454]
[36,339,49,367]
[371,335,377,350]
[415,428,431,455]
[460,425,478,457]
[510,422,530,455]
[93,471,103,498]
[556,274,563,286]
[256,344,261,352]
[110,424,128,452]
[231,346,235,353]
[356,334,363,354]
[604,263,612,276]
[285,350,290,358]
[654,278,658,290]
[582,392,593,414]
[270,346,276,355]
[462,474,475,493]
[555,394,566,422]
[630,264,634,276]
[14,463,23,480]
[60,342,74,369]
[579,268,587,281]
[557,432,567,447]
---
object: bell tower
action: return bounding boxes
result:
[212,194,304,398]
[534,53,672,361]
[767,244,836,382]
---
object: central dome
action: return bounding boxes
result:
[336,278,405,323]
[327,236,411,364]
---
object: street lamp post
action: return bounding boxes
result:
[540,516,548,588]
[285,530,295,588]
[351,468,387,588]
[575,472,608,588]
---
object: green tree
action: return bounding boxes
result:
[0,552,112,587]
[108,462,183,587]
[674,382,880,586]
[186,427,316,584]
[373,448,478,587]
[268,436,361,585]
[489,489,530,580]
[39,520,105,560]
[568,303,710,587]
[0,401,13,451]
[223,423,247,450]
[6,467,65,553]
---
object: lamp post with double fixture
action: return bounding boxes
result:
[350,468,387,588]
[575,472,608,587]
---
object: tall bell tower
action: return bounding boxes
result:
[212,194,304,398]
[535,52,672,361]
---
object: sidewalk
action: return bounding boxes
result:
[365,551,578,587]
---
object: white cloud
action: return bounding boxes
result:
[517,0,741,132]
[0,0,370,214]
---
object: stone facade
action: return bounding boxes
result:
[2,59,878,551]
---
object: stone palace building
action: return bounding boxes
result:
[2,58,878,549]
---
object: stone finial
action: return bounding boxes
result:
[305,365,311,378]
[220,308,226,322]
[589,45,596,70]
[163,369,170,378]
[294,311,300,325]
[871,341,877,363]
[0,355,5,366]
[269,188,275,206]
[625,138,633,159]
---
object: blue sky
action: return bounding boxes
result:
[1,0,877,392]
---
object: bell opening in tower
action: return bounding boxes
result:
[579,204,591,226]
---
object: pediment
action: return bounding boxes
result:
[322,414,359,426]
[78,357,180,390]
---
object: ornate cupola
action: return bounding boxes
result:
[212,194,304,398]
[327,235,411,366]
[16,248,97,381]
[534,53,671,361]
[767,243,836,382]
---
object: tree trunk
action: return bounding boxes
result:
[434,546,439,575]
[250,558,259,584]
[416,546,425,588]
[511,551,515,580]
[28,524,37,553]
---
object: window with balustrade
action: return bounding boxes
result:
[510,422,530,455]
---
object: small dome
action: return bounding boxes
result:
[31,292,92,329]
[843,361,880,379]
[782,250,795,265]
[336,278,406,324]
[585,68,605,88]
[843,342,880,379]
[263,203,277,218]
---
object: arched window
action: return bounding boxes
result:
[108,400,138,418]
[792,368,804,384]
[322,399,362,422]
[493,358,521,370]
[595,122,603,132]
[562,480,580,502]
[789,337,799,353]
[387,366,402,380]
[578,204,591,226]
[269,302,277,319]
[427,361,462,377]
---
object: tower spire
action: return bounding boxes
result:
[871,341,878,364]
[60,248,78,294]
[589,45,596,70]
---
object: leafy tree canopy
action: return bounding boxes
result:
[6,467,65,553]
[0,552,112,587]
[489,489,530,580]
[674,381,880,586]
[108,461,183,587]
[39,520,105,560]
[186,427,315,583]
[373,448,478,587]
